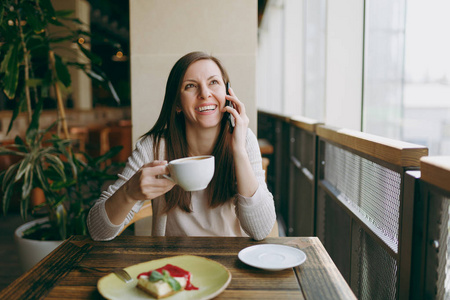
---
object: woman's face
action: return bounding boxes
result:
[179,59,226,131]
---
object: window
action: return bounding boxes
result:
[402,0,450,155]
[363,0,450,155]
[257,0,449,155]
[303,0,327,121]
[362,0,406,140]
[257,0,327,118]
[257,2,284,114]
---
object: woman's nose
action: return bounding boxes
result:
[198,84,211,100]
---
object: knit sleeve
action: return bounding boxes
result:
[235,128,276,240]
[87,135,155,241]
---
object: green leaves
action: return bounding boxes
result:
[0,0,122,122]
[165,273,182,291]
[55,10,75,18]
[44,154,66,182]
[54,54,71,87]
[39,0,56,19]
[1,163,19,215]
[1,42,20,99]
[0,0,123,241]
[0,3,5,26]
[87,65,120,105]
[0,122,123,239]
[148,270,182,291]
[149,270,164,281]
[77,43,102,65]
[55,203,68,240]
[0,114,68,222]
[25,100,43,145]
[94,146,123,165]
[22,2,45,33]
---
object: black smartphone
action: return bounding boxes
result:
[225,82,235,133]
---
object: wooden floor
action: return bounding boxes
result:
[0,213,24,292]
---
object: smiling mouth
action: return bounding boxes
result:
[197,105,217,112]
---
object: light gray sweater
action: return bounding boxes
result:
[87,128,276,241]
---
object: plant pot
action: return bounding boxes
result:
[31,187,46,207]
[14,218,63,272]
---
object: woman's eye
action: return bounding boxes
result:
[185,83,196,89]
[210,80,219,85]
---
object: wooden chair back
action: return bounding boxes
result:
[118,200,152,235]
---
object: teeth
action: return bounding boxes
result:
[198,105,216,112]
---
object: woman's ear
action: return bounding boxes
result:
[176,107,182,113]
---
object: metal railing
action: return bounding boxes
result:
[258,111,322,236]
[258,110,450,300]
[408,157,450,300]
[315,125,426,300]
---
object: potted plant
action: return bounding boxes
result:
[1,101,122,270]
[0,0,123,271]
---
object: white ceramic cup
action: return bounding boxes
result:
[163,155,215,191]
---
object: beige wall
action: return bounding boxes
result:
[129,0,258,145]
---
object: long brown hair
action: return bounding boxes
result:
[143,51,236,213]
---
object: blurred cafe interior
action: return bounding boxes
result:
[1,0,450,299]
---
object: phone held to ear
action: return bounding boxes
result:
[225,82,235,133]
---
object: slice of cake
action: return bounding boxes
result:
[137,264,198,298]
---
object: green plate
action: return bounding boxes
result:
[97,255,231,300]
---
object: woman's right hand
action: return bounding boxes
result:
[124,160,176,202]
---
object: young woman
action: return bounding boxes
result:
[87,51,276,241]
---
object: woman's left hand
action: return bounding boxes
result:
[222,87,249,153]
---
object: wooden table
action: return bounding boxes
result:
[0,236,356,300]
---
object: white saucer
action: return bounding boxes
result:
[238,244,307,271]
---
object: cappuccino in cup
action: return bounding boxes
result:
[163,155,214,191]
